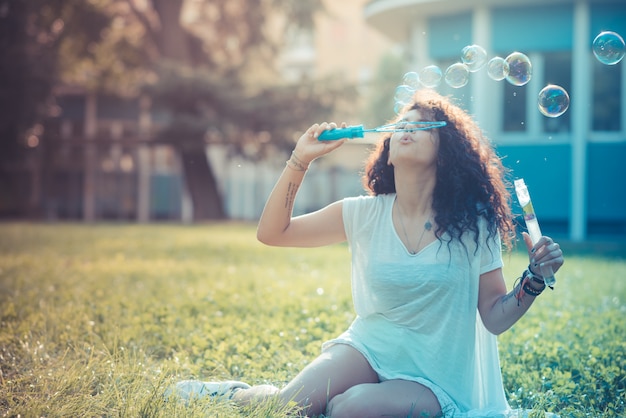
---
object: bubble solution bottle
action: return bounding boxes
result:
[514,178,556,287]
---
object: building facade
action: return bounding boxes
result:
[364,0,626,241]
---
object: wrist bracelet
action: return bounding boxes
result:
[515,268,547,305]
[524,265,545,284]
[522,269,546,296]
[522,276,545,296]
[286,151,309,171]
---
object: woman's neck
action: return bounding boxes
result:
[393,165,435,215]
[394,182,434,216]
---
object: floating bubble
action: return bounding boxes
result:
[419,65,442,88]
[487,56,509,81]
[505,52,532,86]
[592,31,625,65]
[393,85,413,114]
[537,84,570,118]
[394,85,415,104]
[444,63,470,88]
[394,101,405,114]
[402,71,420,89]
[461,45,488,72]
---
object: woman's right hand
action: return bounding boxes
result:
[292,122,347,165]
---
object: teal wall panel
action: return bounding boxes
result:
[590,4,626,44]
[496,144,571,223]
[492,4,573,53]
[587,142,626,220]
[497,142,626,236]
[428,12,472,59]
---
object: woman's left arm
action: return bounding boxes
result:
[478,232,564,335]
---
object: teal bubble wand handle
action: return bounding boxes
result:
[318,121,447,141]
[318,125,365,140]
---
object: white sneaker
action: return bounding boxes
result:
[165,380,251,402]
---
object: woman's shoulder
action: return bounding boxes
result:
[343,193,394,211]
[342,194,394,236]
[344,193,394,203]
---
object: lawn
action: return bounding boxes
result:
[0,223,624,417]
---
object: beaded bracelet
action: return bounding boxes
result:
[515,268,547,305]
[522,277,545,296]
[286,151,309,171]
[522,268,546,296]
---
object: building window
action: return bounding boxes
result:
[502,83,527,132]
[592,59,622,132]
[542,51,571,134]
[502,51,572,134]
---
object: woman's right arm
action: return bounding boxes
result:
[256,122,347,248]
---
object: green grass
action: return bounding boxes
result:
[0,222,624,417]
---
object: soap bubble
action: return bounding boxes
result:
[444,63,470,88]
[461,45,488,72]
[505,52,532,86]
[393,84,414,115]
[394,101,405,114]
[419,65,442,88]
[538,84,570,118]
[487,56,509,81]
[394,85,415,104]
[592,31,625,65]
[402,71,420,89]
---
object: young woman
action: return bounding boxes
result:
[170,89,564,417]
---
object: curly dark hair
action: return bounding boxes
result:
[363,89,515,251]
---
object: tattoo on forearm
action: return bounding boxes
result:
[501,285,524,312]
[285,182,299,216]
[502,291,515,305]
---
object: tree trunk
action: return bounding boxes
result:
[179,144,225,220]
[82,93,97,222]
[151,0,226,221]
[151,0,190,61]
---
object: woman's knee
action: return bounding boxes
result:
[326,381,442,418]
[326,387,372,418]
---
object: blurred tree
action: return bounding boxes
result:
[0,0,113,157]
[0,0,351,220]
[0,0,111,216]
[126,0,344,220]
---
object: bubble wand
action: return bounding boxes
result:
[318,121,447,141]
[514,178,556,287]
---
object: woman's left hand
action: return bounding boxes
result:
[522,232,564,277]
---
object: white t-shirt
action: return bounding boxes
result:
[323,193,512,416]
